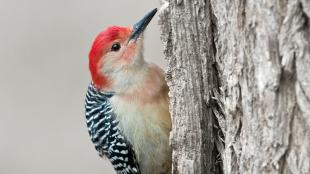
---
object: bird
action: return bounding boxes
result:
[85,8,171,174]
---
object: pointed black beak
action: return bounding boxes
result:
[128,8,157,41]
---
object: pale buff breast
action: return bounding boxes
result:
[110,64,171,173]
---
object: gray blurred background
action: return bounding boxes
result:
[0,0,165,173]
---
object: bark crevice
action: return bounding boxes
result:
[159,0,310,173]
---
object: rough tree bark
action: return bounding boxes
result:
[159,0,310,174]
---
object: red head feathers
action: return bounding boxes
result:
[88,26,131,89]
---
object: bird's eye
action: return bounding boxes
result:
[111,43,121,52]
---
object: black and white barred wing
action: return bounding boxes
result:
[85,84,140,174]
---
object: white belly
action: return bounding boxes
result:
[110,95,171,173]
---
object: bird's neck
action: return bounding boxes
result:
[115,63,168,105]
[112,61,149,94]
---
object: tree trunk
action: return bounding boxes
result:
[159,0,310,174]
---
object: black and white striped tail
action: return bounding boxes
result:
[85,82,140,174]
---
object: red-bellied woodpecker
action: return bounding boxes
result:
[85,8,171,174]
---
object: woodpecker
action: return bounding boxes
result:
[85,8,171,174]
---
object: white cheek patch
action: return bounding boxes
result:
[101,47,126,74]
[101,40,144,71]
[99,40,148,92]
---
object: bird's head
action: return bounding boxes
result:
[89,8,157,91]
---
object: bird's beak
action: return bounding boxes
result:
[128,8,157,42]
